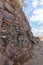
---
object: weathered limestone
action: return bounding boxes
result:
[0,0,33,65]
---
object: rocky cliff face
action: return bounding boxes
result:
[0,0,33,65]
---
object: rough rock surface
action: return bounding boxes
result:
[0,0,43,65]
[0,0,33,65]
[24,41,43,65]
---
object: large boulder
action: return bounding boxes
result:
[0,0,33,65]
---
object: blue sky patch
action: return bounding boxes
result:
[23,0,43,36]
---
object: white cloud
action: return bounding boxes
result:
[30,8,43,36]
[30,9,43,24]
[40,0,43,5]
[32,0,38,8]
[32,27,43,36]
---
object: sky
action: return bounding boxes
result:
[22,0,43,36]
